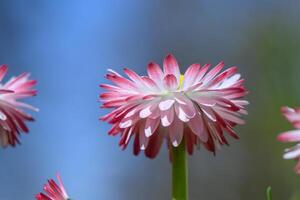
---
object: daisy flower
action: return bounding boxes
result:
[100,54,248,158]
[0,64,37,147]
[35,174,70,200]
[277,106,300,174]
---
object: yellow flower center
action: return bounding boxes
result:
[178,74,184,89]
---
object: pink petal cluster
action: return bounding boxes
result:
[0,64,37,148]
[100,54,248,158]
[36,174,70,200]
[277,106,300,174]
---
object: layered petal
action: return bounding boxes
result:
[0,65,37,148]
[278,106,300,174]
[163,54,180,82]
[100,54,248,158]
[36,174,69,200]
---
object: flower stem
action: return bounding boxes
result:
[172,139,188,200]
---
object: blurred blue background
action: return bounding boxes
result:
[1,0,300,199]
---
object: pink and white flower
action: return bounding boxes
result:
[36,174,70,200]
[277,106,300,174]
[0,64,37,148]
[100,54,248,158]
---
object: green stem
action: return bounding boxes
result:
[172,139,188,200]
[266,187,272,200]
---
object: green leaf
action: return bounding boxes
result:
[266,187,272,200]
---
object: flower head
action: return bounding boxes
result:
[100,54,248,158]
[0,64,37,148]
[277,106,300,174]
[36,174,70,200]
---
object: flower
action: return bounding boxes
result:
[100,54,248,158]
[35,174,70,200]
[277,106,300,174]
[0,64,37,148]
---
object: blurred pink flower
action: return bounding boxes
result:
[277,106,300,174]
[36,174,70,200]
[100,54,248,158]
[0,64,38,148]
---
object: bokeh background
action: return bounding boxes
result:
[0,1,300,199]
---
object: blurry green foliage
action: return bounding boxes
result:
[289,191,300,200]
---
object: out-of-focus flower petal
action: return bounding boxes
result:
[35,174,70,200]
[0,65,37,148]
[278,106,300,174]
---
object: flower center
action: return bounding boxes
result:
[178,75,184,89]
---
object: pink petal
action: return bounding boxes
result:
[202,61,224,84]
[145,129,164,158]
[188,113,208,142]
[106,73,137,90]
[182,63,201,89]
[147,62,164,85]
[159,99,175,111]
[56,174,69,199]
[139,122,149,150]
[174,95,195,118]
[123,68,144,86]
[185,127,196,155]
[174,104,190,122]
[100,84,123,92]
[215,109,244,124]
[144,118,160,137]
[161,108,175,127]
[283,145,300,159]
[208,67,238,88]
[295,159,300,174]
[218,74,241,88]
[278,130,300,142]
[194,63,211,82]
[141,76,159,90]
[139,105,153,119]
[163,74,178,90]
[201,107,217,122]
[281,106,300,124]
[5,73,29,89]
[0,64,7,82]
[133,132,141,156]
[190,95,217,107]
[169,116,183,147]
[163,54,180,81]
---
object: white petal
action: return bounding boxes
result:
[219,74,241,88]
[145,127,152,137]
[161,115,171,127]
[141,144,146,150]
[139,106,152,118]
[119,120,132,128]
[0,111,6,120]
[178,107,190,122]
[125,128,133,144]
[202,108,217,122]
[174,97,186,105]
[284,147,300,159]
[144,118,160,137]
[125,109,136,118]
[169,116,184,147]
[172,140,179,147]
[159,99,175,111]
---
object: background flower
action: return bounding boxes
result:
[100,54,248,158]
[0,65,37,148]
[277,107,300,174]
[36,174,70,200]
